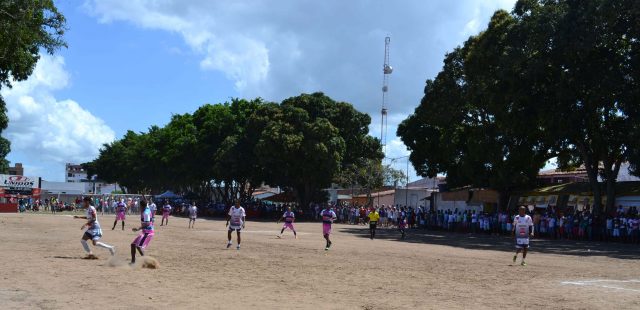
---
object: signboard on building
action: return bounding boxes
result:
[0,174,41,198]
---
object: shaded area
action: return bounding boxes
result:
[338,226,640,260]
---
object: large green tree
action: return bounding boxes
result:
[399,0,640,214]
[88,93,380,206]
[0,0,66,172]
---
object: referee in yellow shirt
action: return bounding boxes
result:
[368,206,380,239]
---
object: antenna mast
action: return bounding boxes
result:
[381,36,392,155]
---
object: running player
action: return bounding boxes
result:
[368,206,380,240]
[277,206,297,239]
[74,197,115,258]
[320,204,337,250]
[112,198,127,230]
[160,200,172,226]
[512,206,534,266]
[188,202,197,229]
[130,200,154,264]
[226,201,246,250]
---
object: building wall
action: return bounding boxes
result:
[65,163,88,183]
[8,163,24,176]
[433,192,483,213]
[393,188,433,208]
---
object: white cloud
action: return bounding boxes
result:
[82,0,516,179]
[1,55,116,180]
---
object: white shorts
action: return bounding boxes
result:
[229,225,242,232]
[516,237,530,248]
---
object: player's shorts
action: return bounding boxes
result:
[132,232,154,249]
[322,223,332,235]
[282,222,295,230]
[116,212,126,221]
[370,221,378,230]
[189,216,196,221]
[83,229,102,241]
[229,225,242,232]
[515,237,530,249]
[162,212,170,219]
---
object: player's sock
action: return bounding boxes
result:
[96,242,116,255]
[81,240,91,253]
[122,222,125,230]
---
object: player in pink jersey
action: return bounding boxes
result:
[320,205,337,250]
[130,200,154,264]
[512,206,534,266]
[160,200,172,226]
[277,206,297,239]
[112,198,127,230]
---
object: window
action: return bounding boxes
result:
[67,173,72,177]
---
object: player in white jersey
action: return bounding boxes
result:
[74,197,115,258]
[512,206,534,266]
[226,201,246,250]
[148,198,157,223]
[188,202,198,229]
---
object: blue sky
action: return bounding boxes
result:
[2,0,518,181]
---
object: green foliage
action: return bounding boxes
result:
[88,93,381,205]
[0,0,67,172]
[399,0,640,213]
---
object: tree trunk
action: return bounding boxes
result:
[577,142,602,215]
[498,189,510,212]
[604,159,622,215]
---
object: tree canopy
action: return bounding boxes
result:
[398,0,640,213]
[0,0,67,172]
[88,93,382,206]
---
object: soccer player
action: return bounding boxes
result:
[112,198,127,230]
[320,204,337,250]
[148,198,157,223]
[74,197,115,258]
[160,200,172,226]
[226,201,246,250]
[277,206,297,239]
[512,206,534,266]
[188,202,198,229]
[368,206,380,239]
[130,200,154,264]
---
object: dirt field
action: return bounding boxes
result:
[1,213,639,310]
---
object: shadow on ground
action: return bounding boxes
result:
[338,226,640,260]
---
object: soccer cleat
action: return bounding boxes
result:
[521,261,526,266]
[236,245,240,250]
[276,235,282,239]
[513,255,517,263]
[226,242,232,249]
[324,247,329,251]
[109,247,116,256]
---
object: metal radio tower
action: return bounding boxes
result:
[381,36,393,154]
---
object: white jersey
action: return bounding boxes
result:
[149,203,157,215]
[189,206,197,218]
[85,206,102,235]
[514,214,533,244]
[228,207,246,227]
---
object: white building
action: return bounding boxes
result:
[65,163,88,183]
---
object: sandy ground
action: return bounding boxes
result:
[1,213,639,310]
